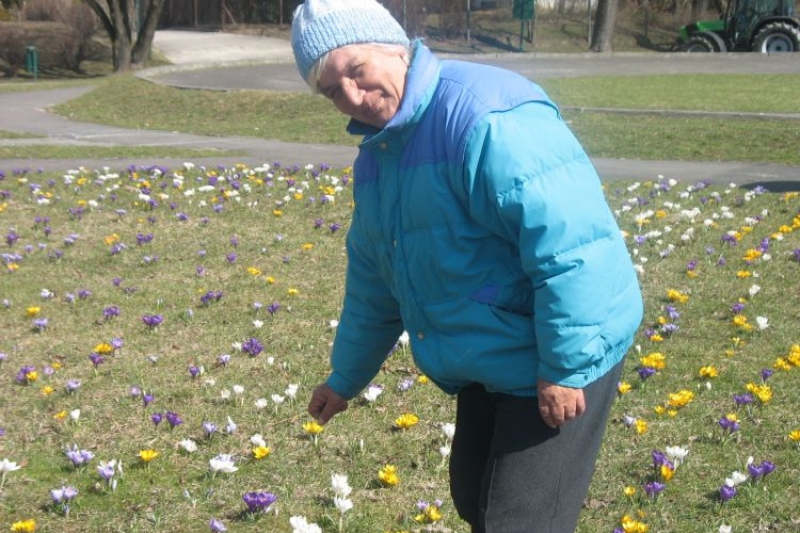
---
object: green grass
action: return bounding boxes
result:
[0,145,243,160]
[0,130,40,139]
[543,74,800,113]
[45,73,800,165]
[1,164,799,533]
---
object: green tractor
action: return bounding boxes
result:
[678,0,800,52]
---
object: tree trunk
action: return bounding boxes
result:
[132,0,165,67]
[82,0,166,72]
[590,0,619,52]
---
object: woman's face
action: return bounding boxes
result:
[317,44,408,129]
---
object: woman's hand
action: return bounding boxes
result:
[537,379,586,428]
[308,383,349,424]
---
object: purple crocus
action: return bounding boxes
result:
[242,491,278,513]
[241,338,263,357]
[749,459,776,481]
[267,302,280,317]
[103,305,121,319]
[51,485,79,505]
[720,484,737,502]
[151,412,163,426]
[760,368,774,382]
[217,354,231,367]
[88,353,105,369]
[66,379,81,393]
[203,421,218,437]
[718,415,740,434]
[189,365,202,378]
[143,392,155,408]
[209,518,227,532]
[65,446,94,467]
[733,393,754,407]
[638,367,656,381]
[643,481,665,499]
[142,314,163,328]
[165,411,183,429]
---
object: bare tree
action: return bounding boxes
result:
[590,0,619,51]
[82,0,166,71]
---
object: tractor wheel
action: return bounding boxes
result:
[752,22,800,52]
[682,34,719,52]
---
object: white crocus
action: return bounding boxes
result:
[664,445,689,468]
[290,515,323,533]
[0,458,22,487]
[331,473,352,498]
[362,385,383,403]
[209,454,238,474]
[725,471,748,486]
[334,496,353,513]
[250,434,267,448]
[756,316,769,330]
[179,439,198,453]
[441,422,456,441]
[285,383,299,400]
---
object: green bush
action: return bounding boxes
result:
[0,19,105,77]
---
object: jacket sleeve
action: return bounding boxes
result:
[462,101,642,387]
[326,227,405,399]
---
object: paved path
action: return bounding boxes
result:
[1,30,799,190]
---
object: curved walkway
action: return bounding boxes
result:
[1,30,799,190]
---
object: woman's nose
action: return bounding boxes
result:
[339,80,362,110]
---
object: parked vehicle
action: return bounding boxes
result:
[678,0,800,52]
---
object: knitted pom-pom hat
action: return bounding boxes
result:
[291,0,410,83]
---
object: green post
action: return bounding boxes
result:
[25,46,39,81]
[512,0,535,51]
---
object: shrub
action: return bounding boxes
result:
[0,20,95,76]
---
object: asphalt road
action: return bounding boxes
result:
[147,51,800,92]
[2,31,799,190]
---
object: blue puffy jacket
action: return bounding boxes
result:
[326,41,643,399]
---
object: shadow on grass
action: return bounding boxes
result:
[741,180,800,193]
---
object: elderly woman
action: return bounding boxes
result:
[291,1,643,532]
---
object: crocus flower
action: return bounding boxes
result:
[394,413,420,429]
[720,484,737,502]
[209,517,227,532]
[363,384,383,403]
[643,481,665,499]
[65,379,81,393]
[141,314,163,328]
[143,393,155,408]
[88,353,105,368]
[179,439,198,453]
[441,422,456,441]
[243,491,277,513]
[151,413,163,427]
[50,484,79,504]
[0,457,21,487]
[330,473,352,498]
[289,515,323,533]
[64,445,94,468]
[166,411,183,429]
[241,337,263,357]
[203,421,218,437]
[209,454,237,474]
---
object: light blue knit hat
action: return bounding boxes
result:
[291,0,410,83]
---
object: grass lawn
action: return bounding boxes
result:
[1,163,799,533]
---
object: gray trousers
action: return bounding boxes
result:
[449,361,624,533]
